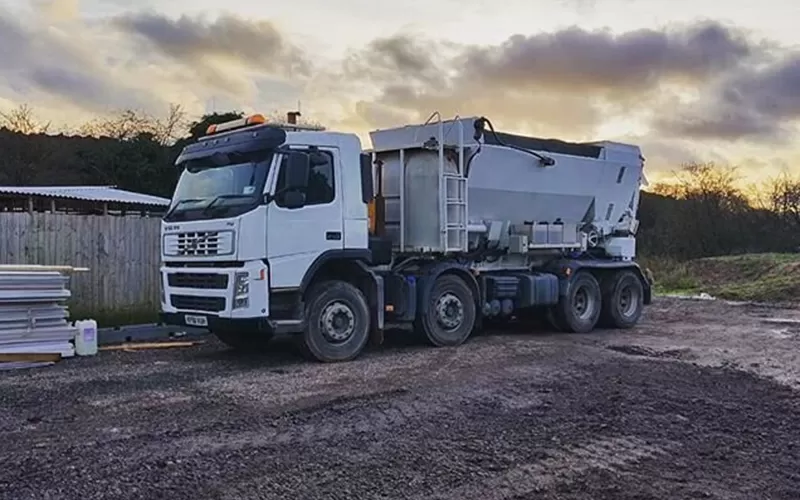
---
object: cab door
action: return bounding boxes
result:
[266,147,343,290]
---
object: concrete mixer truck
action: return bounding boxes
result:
[159,112,652,362]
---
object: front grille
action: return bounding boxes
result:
[168,273,228,289]
[163,231,234,257]
[170,295,225,313]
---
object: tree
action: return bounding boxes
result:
[764,172,800,231]
[156,104,189,146]
[648,163,752,258]
[641,161,800,258]
[79,104,188,146]
[0,104,51,134]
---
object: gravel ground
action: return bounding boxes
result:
[1,297,799,500]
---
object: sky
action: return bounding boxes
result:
[2,0,800,183]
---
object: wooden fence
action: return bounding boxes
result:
[0,212,162,318]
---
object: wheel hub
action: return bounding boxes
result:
[618,285,639,317]
[435,293,464,330]
[319,301,355,343]
[572,286,596,321]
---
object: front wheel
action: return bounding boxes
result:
[417,274,477,347]
[301,280,371,363]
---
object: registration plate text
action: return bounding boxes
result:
[185,315,208,327]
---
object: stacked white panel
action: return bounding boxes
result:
[0,271,77,357]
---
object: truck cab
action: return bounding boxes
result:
[160,114,379,358]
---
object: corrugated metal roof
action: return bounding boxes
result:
[0,186,170,206]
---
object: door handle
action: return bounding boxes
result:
[326,231,342,241]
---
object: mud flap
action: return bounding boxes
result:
[356,265,384,347]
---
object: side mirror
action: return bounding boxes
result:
[282,190,306,209]
[308,151,328,166]
[286,152,310,190]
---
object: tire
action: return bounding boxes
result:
[599,270,644,329]
[545,307,567,332]
[554,271,602,333]
[417,274,477,347]
[301,280,371,363]
[214,329,272,351]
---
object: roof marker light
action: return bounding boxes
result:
[205,114,268,135]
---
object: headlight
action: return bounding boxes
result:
[234,272,249,296]
[233,272,249,309]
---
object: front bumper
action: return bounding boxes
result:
[160,312,268,332]
[160,260,269,321]
[159,312,303,336]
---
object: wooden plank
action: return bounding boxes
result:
[0,352,62,363]
[100,341,204,351]
[0,212,162,315]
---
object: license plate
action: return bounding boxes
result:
[185,315,208,327]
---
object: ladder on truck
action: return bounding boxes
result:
[414,112,469,253]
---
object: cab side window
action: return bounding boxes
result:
[275,150,335,207]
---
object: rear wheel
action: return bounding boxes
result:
[599,270,644,329]
[301,280,371,363]
[554,271,602,333]
[214,329,272,351]
[418,274,477,347]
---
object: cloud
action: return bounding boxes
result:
[338,21,762,139]
[32,0,80,22]
[1,4,799,174]
[0,8,161,114]
[0,8,309,123]
[344,34,456,88]
[639,139,706,170]
[113,12,312,93]
[459,21,755,93]
[655,54,800,142]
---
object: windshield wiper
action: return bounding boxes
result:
[164,198,204,219]
[202,194,252,215]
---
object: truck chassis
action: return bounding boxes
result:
[162,252,651,363]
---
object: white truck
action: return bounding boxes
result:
[159,112,652,362]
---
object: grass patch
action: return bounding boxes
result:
[68,304,160,328]
[642,253,800,302]
[639,257,701,295]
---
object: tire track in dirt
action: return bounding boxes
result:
[138,376,563,461]
[4,356,588,479]
[88,352,594,464]
[5,364,569,479]
[214,435,678,500]
[118,358,593,466]
[410,436,677,499]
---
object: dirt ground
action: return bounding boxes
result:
[1,297,799,500]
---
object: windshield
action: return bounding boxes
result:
[165,151,274,222]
